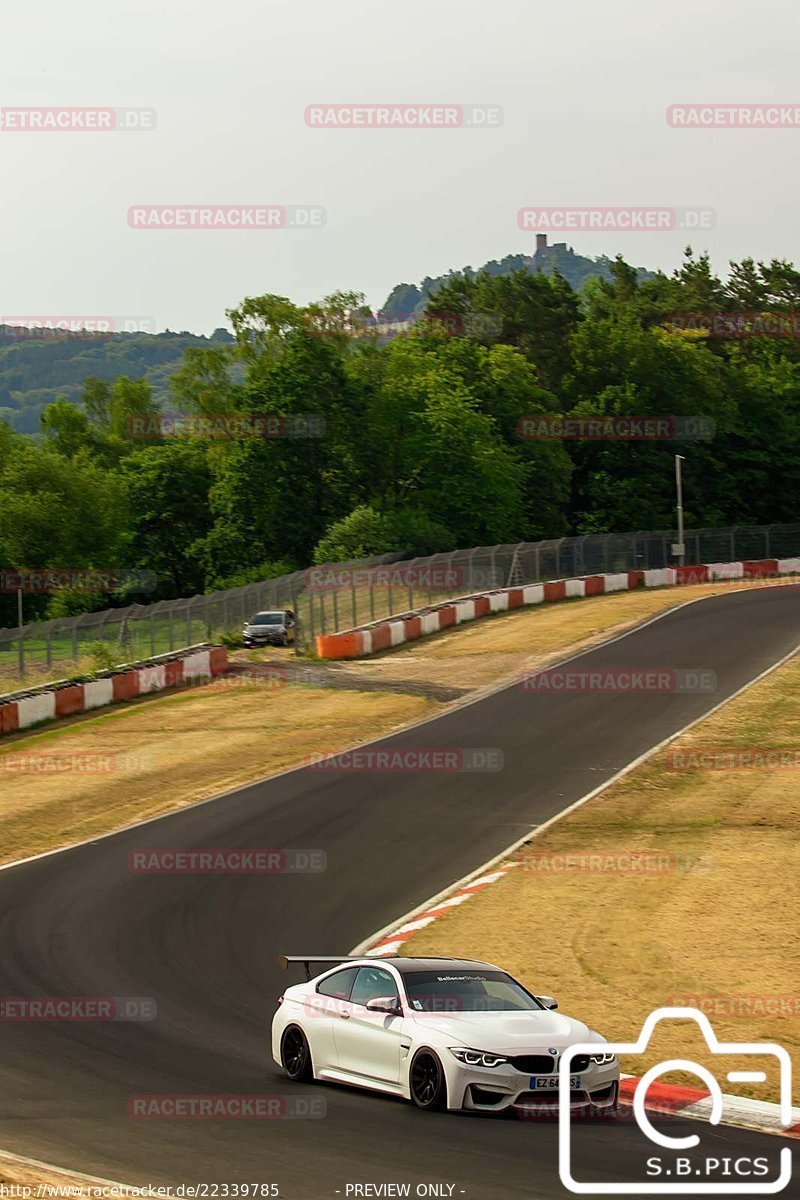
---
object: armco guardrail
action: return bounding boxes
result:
[0,643,228,735]
[315,557,800,659]
[2,522,799,681]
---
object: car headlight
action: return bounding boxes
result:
[449,1047,508,1068]
[589,1052,616,1065]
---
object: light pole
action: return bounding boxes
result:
[674,454,686,566]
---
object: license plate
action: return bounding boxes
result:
[530,1075,580,1090]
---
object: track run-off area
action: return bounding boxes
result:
[1,586,799,1198]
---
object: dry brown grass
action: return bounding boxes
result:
[330,579,784,691]
[403,651,800,1103]
[0,1150,133,1195]
[0,682,434,865]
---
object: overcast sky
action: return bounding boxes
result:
[2,0,798,334]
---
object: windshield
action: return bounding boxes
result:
[249,613,284,625]
[403,969,543,1012]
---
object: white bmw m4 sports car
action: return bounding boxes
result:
[272,956,619,1114]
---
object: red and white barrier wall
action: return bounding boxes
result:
[0,644,228,736]
[316,558,800,660]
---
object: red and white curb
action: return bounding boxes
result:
[316,557,800,659]
[360,844,800,1139]
[618,1076,800,1139]
[364,862,521,957]
[0,644,228,737]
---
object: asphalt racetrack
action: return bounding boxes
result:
[1,587,798,1197]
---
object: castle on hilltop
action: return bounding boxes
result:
[533,233,570,260]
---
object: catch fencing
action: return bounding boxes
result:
[1,522,798,684]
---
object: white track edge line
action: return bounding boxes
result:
[350,631,800,955]
[0,1146,132,1189]
[0,586,791,877]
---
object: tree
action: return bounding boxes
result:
[119,441,213,597]
[425,268,581,388]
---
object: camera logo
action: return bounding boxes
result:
[559,1007,793,1194]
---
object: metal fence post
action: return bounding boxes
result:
[306,583,315,654]
[332,587,339,631]
[17,629,24,680]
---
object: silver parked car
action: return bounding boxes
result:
[242,609,296,648]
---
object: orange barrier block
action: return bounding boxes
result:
[474,596,491,617]
[507,588,525,608]
[55,684,84,717]
[370,624,393,652]
[404,615,422,640]
[628,570,645,588]
[0,702,20,734]
[112,671,139,701]
[543,580,566,601]
[317,632,362,660]
[744,559,778,578]
[165,659,185,688]
[583,576,605,596]
[209,647,228,675]
[438,605,457,629]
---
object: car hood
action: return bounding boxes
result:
[409,1009,599,1051]
[244,623,282,631]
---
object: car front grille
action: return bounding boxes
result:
[509,1055,555,1074]
[509,1054,592,1074]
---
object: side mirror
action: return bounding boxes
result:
[537,995,558,1010]
[365,996,401,1016]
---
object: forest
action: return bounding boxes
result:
[2,248,799,627]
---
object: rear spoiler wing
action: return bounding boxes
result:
[278,954,366,981]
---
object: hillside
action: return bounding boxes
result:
[0,326,234,432]
[1,240,657,431]
[381,235,656,317]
